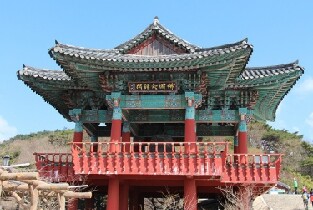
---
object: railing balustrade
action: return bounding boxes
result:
[223,154,282,182]
[71,141,228,176]
[33,142,282,183]
[33,153,75,182]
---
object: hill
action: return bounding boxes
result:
[0,122,312,190]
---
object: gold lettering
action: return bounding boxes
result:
[136,84,143,90]
[144,84,150,90]
[167,83,175,90]
[159,84,166,90]
[152,84,158,90]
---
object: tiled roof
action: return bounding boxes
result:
[240,61,304,80]
[115,17,199,53]
[50,39,251,64]
[17,65,71,81]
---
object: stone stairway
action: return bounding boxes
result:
[253,194,310,210]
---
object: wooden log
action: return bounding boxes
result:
[12,191,29,210]
[29,184,39,210]
[63,191,92,199]
[0,172,38,181]
[2,181,29,191]
[37,183,69,191]
[58,193,66,210]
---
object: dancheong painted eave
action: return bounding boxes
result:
[17,17,304,122]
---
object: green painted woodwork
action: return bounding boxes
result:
[74,109,255,123]
[185,107,195,120]
[113,107,122,120]
[106,94,202,109]
[122,122,130,133]
[74,121,83,132]
[239,108,247,115]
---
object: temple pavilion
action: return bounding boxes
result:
[18,17,303,210]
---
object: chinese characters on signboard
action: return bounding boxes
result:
[129,81,177,93]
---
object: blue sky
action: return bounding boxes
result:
[0,1,312,142]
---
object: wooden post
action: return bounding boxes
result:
[122,122,131,152]
[73,121,83,148]
[238,108,248,155]
[58,192,66,210]
[184,92,196,151]
[184,178,197,210]
[29,184,39,210]
[119,183,129,210]
[106,177,119,210]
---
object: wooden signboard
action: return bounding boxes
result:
[128,81,177,93]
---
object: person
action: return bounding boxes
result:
[310,189,313,207]
[302,191,309,210]
[303,185,307,193]
[293,178,298,194]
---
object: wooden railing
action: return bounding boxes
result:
[33,153,75,182]
[71,142,229,176]
[222,154,282,183]
[34,143,282,183]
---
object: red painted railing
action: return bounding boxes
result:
[34,153,75,182]
[34,142,282,183]
[71,142,228,176]
[222,154,282,183]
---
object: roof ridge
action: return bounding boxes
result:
[245,60,303,71]
[196,38,251,52]
[114,17,199,53]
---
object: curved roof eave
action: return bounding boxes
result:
[49,39,252,67]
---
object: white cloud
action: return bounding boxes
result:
[292,126,300,132]
[306,112,313,128]
[0,116,17,142]
[295,77,313,94]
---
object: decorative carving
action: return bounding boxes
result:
[165,95,180,108]
[99,73,113,92]
[248,90,259,109]
[61,90,93,109]
[196,72,209,96]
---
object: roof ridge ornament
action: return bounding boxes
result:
[153,16,159,26]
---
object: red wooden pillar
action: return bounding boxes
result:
[73,121,83,145]
[106,177,119,210]
[67,199,78,210]
[238,110,248,154]
[184,178,197,210]
[233,135,239,154]
[119,183,129,210]
[110,93,122,152]
[184,92,196,149]
[122,122,131,152]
